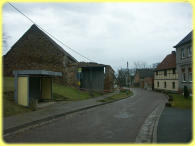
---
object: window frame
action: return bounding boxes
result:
[164,70,167,76]
[182,72,186,82]
[188,46,192,57]
[181,48,185,59]
[164,82,166,88]
[173,68,176,74]
[189,68,192,82]
[172,82,175,89]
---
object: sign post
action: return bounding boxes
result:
[78,68,82,98]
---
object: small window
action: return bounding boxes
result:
[188,46,192,57]
[172,82,175,89]
[164,82,166,88]
[157,81,159,87]
[182,72,186,81]
[181,48,185,58]
[164,70,167,76]
[156,71,158,75]
[173,69,176,74]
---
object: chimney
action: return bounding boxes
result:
[172,51,176,54]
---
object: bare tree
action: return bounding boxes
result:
[3,32,9,54]
[152,63,160,69]
[133,61,148,69]
[3,26,10,55]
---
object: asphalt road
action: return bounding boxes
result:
[4,88,166,143]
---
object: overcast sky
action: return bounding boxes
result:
[2,2,192,71]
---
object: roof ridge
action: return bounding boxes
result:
[30,24,78,62]
[174,30,192,48]
[156,52,176,71]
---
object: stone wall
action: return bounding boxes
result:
[3,24,77,86]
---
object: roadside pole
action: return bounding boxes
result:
[78,68,82,99]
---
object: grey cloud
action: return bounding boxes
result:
[2,2,192,71]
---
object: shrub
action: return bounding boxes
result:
[184,86,189,98]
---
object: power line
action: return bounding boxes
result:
[8,2,95,62]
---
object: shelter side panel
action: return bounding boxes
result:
[18,77,28,106]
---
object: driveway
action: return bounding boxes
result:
[4,88,167,143]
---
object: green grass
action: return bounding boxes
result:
[3,77,103,117]
[98,91,133,102]
[53,83,102,101]
[3,92,32,117]
[3,77,33,117]
[168,93,192,109]
[3,77,14,92]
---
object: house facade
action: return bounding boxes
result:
[134,69,154,90]
[154,51,178,92]
[174,31,192,92]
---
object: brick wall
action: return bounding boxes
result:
[3,25,77,86]
[104,65,115,92]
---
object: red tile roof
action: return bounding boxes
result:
[155,51,176,71]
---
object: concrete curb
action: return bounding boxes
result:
[152,104,165,143]
[4,92,134,137]
[152,94,168,143]
[135,101,166,143]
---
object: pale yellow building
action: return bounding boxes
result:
[154,51,179,92]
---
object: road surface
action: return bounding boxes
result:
[4,88,166,143]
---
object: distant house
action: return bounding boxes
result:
[134,69,154,90]
[154,51,178,92]
[3,24,78,85]
[174,31,192,92]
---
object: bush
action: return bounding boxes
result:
[168,95,173,101]
[184,86,189,98]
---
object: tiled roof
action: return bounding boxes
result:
[155,51,176,71]
[174,31,192,48]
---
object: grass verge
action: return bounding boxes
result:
[3,91,33,117]
[3,77,103,117]
[168,93,192,109]
[53,83,102,101]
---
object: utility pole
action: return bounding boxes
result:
[126,61,129,87]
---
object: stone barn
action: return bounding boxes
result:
[3,24,78,85]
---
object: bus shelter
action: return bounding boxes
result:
[13,70,62,107]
